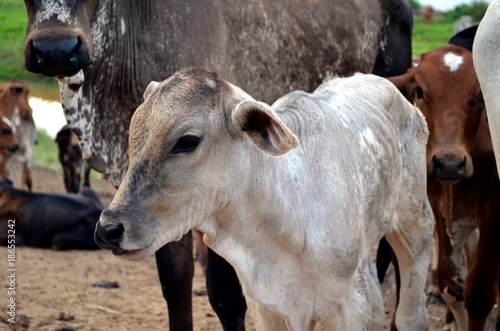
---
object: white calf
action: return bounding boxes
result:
[95,68,433,331]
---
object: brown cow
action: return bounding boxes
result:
[422,7,434,24]
[0,117,20,176]
[0,81,37,191]
[388,44,499,330]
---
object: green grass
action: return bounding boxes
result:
[0,0,54,85]
[412,17,455,56]
[32,129,61,172]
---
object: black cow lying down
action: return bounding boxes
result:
[0,177,103,249]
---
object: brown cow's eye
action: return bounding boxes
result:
[171,135,200,154]
[2,129,11,136]
[415,86,424,100]
[11,87,23,94]
[468,93,484,110]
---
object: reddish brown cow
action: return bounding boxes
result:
[0,117,20,176]
[388,44,499,331]
[0,81,37,191]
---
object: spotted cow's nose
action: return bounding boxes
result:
[94,222,124,250]
[25,37,92,77]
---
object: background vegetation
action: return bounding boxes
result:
[0,0,491,173]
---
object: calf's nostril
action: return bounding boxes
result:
[105,223,124,246]
[95,222,124,250]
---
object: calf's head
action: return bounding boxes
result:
[94,68,298,261]
[23,0,97,76]
[388,45,484,181]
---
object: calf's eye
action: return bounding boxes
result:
[171,135,200,154]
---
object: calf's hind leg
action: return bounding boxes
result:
[385,201,433,331]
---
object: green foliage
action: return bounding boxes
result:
[443,1,489,23]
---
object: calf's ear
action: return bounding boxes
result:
[143,81,160,100]
[231,100,299,156]
[386,69,416,103]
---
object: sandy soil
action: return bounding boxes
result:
[0,168,497,330]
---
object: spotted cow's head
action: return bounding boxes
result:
[23,1,130,186]
[388,45,484,181]
[23,0,98,77]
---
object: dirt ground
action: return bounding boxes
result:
[0,168,497,330]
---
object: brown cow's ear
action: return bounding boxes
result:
[231,100,299,156]
[386,69,416,103]
[143,81,160,100]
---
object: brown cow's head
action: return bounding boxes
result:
[0,117,19,160]
[23,0,98,77]
[0,80,37,146]
[0,81,32,120]
[388,45,484,181]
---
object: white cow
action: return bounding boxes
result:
[95,69,434,331]
[474,0,500,175]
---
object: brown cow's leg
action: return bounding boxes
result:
[464,205,500,331]
[155,232,194,331]
[430,181,468,331]
[427,230,445,304]
[435,210,469,331]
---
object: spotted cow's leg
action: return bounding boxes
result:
[206,248,247,331]
[155,232,194,331]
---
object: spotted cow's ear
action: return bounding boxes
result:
[143,81,160,100]
[231,100,299,156]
